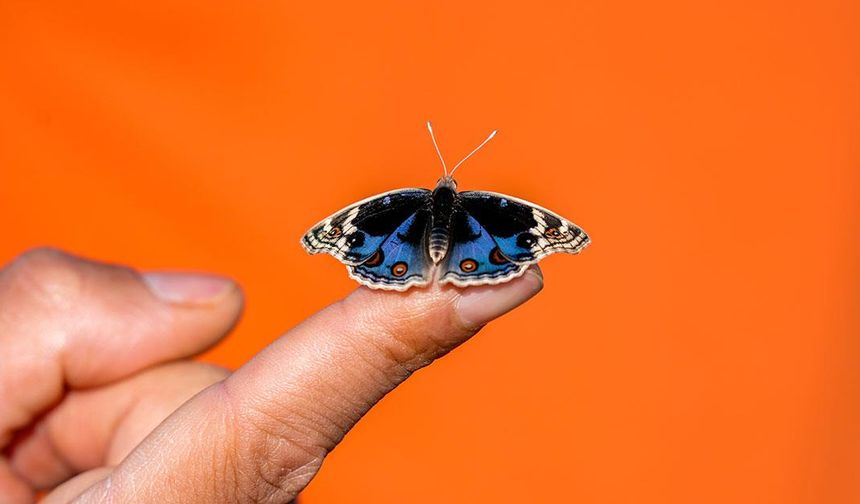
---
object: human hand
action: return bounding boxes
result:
[0,248,542,503]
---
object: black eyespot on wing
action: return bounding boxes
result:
[516,233,536,248]
[346,232,365,247]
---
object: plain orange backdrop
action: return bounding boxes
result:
[1,1,859,502]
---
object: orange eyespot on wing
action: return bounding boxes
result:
[364,249,383,267]
[391,262,409,277]
[545,227,562,239]
[489,247,510,265]
[459,259,478,272]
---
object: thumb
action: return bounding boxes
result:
[69,268,543,504]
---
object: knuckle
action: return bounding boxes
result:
[2,247,86,310]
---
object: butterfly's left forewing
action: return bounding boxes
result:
[458,191,590,264]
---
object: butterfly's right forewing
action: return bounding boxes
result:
[302,188,437,290]
[302,188,431,265]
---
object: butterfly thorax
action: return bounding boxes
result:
[428,177,459,264]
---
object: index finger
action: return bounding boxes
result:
[69,266,543,503]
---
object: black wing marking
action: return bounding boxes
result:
[302,188,431,265]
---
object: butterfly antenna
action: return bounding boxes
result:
[426,121,448,177]
[449,129,497,177]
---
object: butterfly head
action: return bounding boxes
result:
[435,175,458,191]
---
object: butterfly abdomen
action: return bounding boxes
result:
[428,184,458,264]
[428,229,449,264]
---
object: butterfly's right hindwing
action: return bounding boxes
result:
[301,188,431,266]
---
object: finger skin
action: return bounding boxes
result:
[72,269,543,504]
[41,468,113,504]
[0,248,243,503]
[0,459,34,504]
[0,248,242,439]
[8,362,229,490]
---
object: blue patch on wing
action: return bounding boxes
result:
[350,212,432,290]
[440,215,523,285]
[492,234,537,262]
[342,233,388,263]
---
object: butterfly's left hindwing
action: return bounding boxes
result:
[301,189,431,266]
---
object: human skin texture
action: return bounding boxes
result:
[0,248,542,503]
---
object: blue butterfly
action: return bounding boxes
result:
[301,123,590,291]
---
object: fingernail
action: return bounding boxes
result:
[143,272,235,305]
[455,267,544,328]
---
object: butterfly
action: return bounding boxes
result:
[301,123,590,291]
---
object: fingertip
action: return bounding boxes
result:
[342,266,543,335]
[142,272,240,306]
[151,275,245,359]
[454,265,544,329]
[141,270,245,349]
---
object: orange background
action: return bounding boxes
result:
[1,1,859,502]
